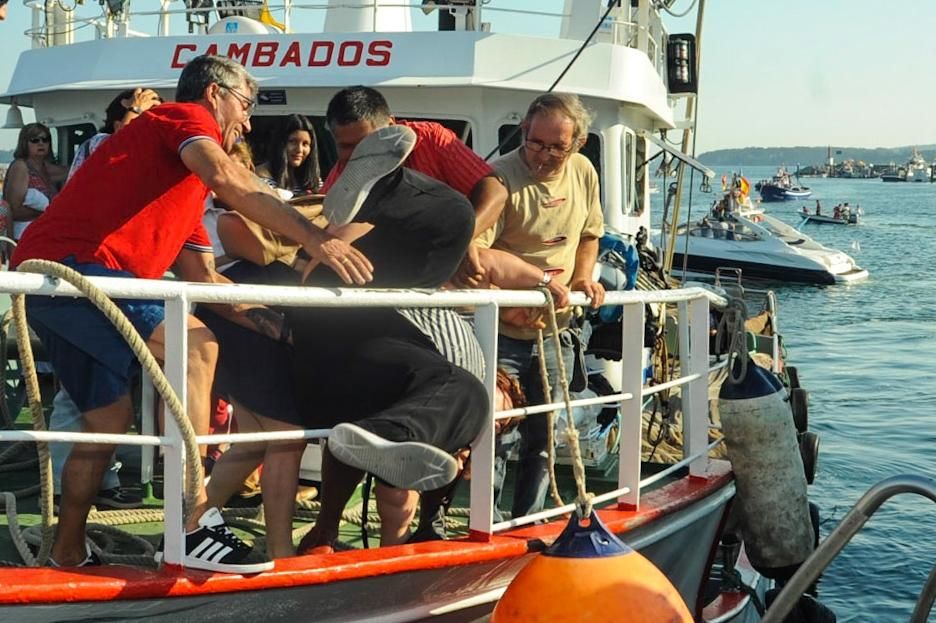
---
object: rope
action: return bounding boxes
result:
[537,288,593,519]
[15,259,202,520]
[535,329,565,510]
[715,298,750,384]
[0,259,204,567]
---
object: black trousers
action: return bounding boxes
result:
[289,308,487,454]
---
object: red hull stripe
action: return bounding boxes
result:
[0,461,731,605]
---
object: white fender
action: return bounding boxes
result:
[719,359,814,570]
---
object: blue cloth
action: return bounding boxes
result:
[25,258,164,412]
[493,330,576,520]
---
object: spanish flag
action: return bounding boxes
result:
[739,176,750,197]
[260,0,286,31]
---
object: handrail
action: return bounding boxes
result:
[762,475,936,623]
[0,275,717,562]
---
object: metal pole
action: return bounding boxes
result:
[762,475,936,623]
[468,302,498,541]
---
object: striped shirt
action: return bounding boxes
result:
[321,120,494,197]
[397,308,485,382]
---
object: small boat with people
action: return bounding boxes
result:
[755,167,812,202]
[798,202,861,225]
[0,1,855,622]
[668,179,868,285]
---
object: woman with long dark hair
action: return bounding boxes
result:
[256,114,321,196]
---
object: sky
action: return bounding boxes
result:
[1,0,935,154]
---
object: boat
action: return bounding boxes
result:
[756,168,812,202]
[0,1,827,621]
[798,203,861,225]
[668,190,868,285]
[881,149,932,182]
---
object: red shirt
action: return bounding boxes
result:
[12,102,215,279]
[321,120,493,197]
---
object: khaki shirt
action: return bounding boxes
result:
[477,149,604,340]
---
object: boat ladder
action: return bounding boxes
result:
[761,475,936,623]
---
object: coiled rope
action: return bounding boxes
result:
[2,259,204,565]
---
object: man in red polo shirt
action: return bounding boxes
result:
[12,55,372,572]
[322,86,507,275]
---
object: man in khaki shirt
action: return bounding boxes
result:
[474,93,605,519]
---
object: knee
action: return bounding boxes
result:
[187,323,219,372]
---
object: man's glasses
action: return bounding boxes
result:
[223,85,256,116]
[524,139,578,158]
[29,136,51,145]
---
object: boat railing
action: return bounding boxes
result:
[19,0,668,74]
[0,272,720,567]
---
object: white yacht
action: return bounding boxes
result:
[668,193,869,285]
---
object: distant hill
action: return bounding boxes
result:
[699,145,936,166]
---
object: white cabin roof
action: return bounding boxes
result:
[2,31,675,128]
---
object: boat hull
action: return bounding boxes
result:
[0,471,736,623]
[671,252,837,285]
[759,185,812,202]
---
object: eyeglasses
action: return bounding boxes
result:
[29,136,51,145]
[222,85,256,116]
[524,139,576,157]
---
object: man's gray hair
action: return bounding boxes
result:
[523,93,594,142]
[175,55,257,103]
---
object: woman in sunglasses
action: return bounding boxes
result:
[2,122,68,239]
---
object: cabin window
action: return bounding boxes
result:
[634,134,647,216]
[622,129,636,215]
[496,124,603,190]
[55,123,97,167]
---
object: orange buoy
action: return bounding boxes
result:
[491,512,692,623]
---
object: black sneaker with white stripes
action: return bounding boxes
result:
[155,507,273,574]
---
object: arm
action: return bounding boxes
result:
[2,161,36,221]
[469,175,508,237]
[172,248,289,342]
[569,236,605,308]
[476,248,569,308]
[180,139,373,285]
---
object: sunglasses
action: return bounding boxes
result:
[29,136,51,144]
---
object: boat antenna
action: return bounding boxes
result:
[482,0,622,161]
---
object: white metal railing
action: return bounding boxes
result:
[0,272,720,566]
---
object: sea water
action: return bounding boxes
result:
[675,165,936,621]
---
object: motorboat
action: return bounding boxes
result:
[0,1,827,621]
[756,167,812,202]
[798,205,860,226]
[669,194,868,285]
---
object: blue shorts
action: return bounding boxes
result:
[25,258,165,412]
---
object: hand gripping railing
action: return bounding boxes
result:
[761,475,936,623]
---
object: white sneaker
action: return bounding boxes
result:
[323,125,417,226]
[328,423,458,492]
[155,507,273,574]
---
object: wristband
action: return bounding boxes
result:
[536,271,552,288]
[129,106,143,115]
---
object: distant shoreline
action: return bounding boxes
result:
[700,144,936,167]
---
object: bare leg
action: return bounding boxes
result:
[205,401,304,558]
[147,315,218,531]
[374,484,418,546]
[261,441,304,558]
[297,445,363,554]
[51,395,134,566]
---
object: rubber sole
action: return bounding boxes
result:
[323,125,417,226]
[154,551,274,575]
[328,423,458,492]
